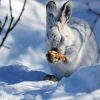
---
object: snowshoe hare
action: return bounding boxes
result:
[46,0,100,80]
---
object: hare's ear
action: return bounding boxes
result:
[46,1,57,28]
[58,0,72,25]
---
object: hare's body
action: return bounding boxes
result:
[46,1,100,79]
[49,18,99,79]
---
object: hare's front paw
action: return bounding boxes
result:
[46,50,67,63]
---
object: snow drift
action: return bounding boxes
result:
[0,64,100,99]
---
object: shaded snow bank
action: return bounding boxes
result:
[0,64,100,99]
[51,64,100,99]
[0,64,46,84]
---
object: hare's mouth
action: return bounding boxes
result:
[51,48,58,52]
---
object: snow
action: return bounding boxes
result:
[0,64,100,99]
[0,0,100,100]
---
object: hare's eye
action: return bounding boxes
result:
[50,26,52,29]
[49,26,52,29]
[46,33,50,39]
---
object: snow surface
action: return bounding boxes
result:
[0,64,100,100]
[0,0,100,99]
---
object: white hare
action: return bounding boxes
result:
[46,0,100,80]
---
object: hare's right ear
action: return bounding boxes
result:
[46,1,57,29]
[58,0,72,25]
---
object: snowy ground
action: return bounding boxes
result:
[0,0,100,99]
[0,64,100,100]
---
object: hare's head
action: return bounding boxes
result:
[46,1,73,50]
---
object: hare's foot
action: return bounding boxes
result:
[46,50,67,63]
[43,74,58,82]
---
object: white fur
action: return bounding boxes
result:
[46,1,100,79]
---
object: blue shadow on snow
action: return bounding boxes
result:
[0,65,46,84]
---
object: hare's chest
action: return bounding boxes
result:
[50,62,73,79]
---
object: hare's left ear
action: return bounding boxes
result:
[46,1,57,29]
[58,0,72,25]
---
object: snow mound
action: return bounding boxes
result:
[51,64,100,99]
[0,64,46,84]
[57,64,100,93]
[0,64,100,99]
